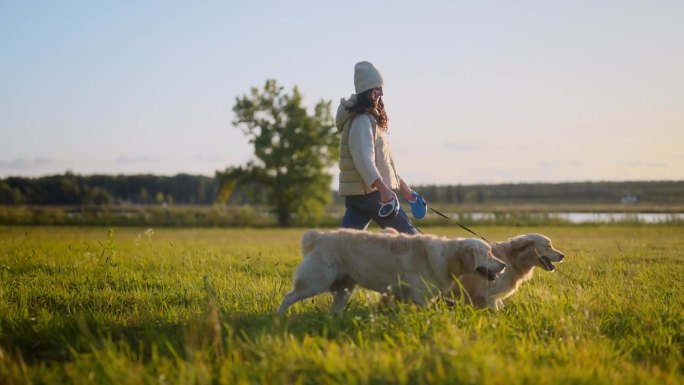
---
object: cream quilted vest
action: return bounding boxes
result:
[338,113,400,196]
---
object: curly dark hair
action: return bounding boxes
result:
[351,88,388,130]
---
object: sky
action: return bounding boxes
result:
[1,1,683,185]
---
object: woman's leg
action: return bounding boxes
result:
[378,206,420,235]
[343,192,419,235]
[341,195,371,230]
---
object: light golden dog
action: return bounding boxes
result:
[277,228,507,315]
[457,233,565,310]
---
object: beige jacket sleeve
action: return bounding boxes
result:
[348,114,382,187]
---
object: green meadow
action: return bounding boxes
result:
[1,225,682,384]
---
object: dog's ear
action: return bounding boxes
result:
[424,239,449,272]
[444,241,475,275]
[511,237,534,253]
[424,239,444,260]
[457,243,476,272]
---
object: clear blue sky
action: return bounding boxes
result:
[1,1,682,184]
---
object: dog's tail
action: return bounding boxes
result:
[301,230,322,257]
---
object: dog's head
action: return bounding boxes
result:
[507,233,565,272]
[449,238,507,281]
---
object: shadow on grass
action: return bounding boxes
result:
[226,307,374,339]
[2,276,476,365]
[0,305,385,365]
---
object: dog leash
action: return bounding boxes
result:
[428,207,494,244]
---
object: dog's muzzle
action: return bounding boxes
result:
[539,254,564,271]
[476,266,501,281]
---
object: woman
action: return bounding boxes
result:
[335,61,419,234]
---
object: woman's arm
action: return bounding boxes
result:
[348,115,384,189]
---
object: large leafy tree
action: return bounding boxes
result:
[219,80,339,226]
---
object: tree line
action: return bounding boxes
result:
[2,172,682,206]
[410,181,684,205]
[0,172,220,205]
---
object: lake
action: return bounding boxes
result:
[453,212,684,224]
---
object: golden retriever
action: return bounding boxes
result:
[456,233,565,310]
[277,228,507,314]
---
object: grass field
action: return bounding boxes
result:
[0,225,682,384]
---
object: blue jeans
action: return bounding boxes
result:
[341,191,419,235]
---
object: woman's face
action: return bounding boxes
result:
[370,87,383,107]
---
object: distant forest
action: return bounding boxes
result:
[1,172,682,206]
[0,173,218,205]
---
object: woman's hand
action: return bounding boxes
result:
[372,179,396,203]
[399,179,414,202]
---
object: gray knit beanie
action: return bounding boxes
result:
[354,61,384,94]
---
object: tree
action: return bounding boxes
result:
[220,80,339,226]
[456,184,464,203]
[85,186,112,205]
[0,181,23,204]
